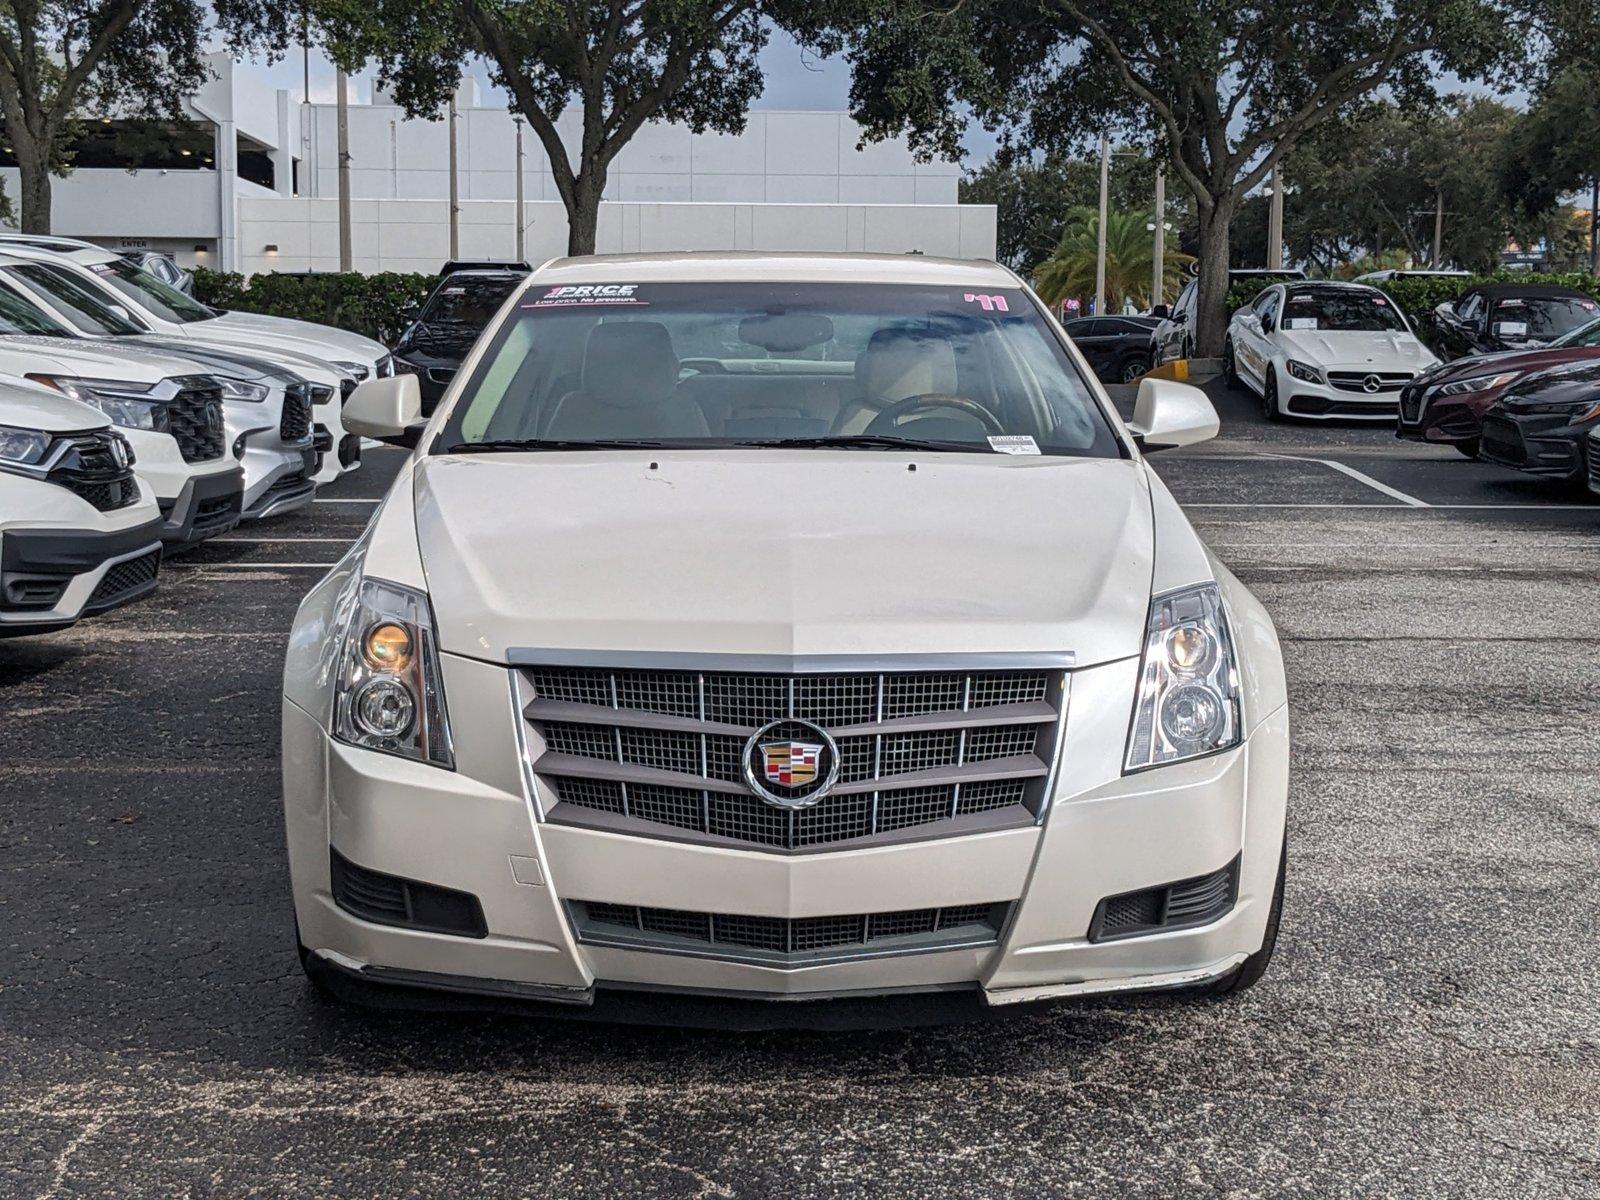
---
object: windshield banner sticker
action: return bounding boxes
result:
[525,284,645,308]
[963,292,1010,312]
[988,435,1041,455]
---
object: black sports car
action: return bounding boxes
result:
[1431,283,1599,359]
[392,268,528,414]
[1061,315,1162,383]
[1477,359,1600,484]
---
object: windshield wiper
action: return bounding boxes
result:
[442,437,670,453]
[732,434,984,451]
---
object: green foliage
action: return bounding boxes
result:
[1222,272,1600,350]
[960,149,1187,273]
[1033,207,1194,308]
[192,269,435,344]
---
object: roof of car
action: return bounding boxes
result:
[531,251,1019,288]
[1462,281,1592,300]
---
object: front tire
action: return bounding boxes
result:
[1203,835,1286,998]
[1262,368,1284,422]
[1222,339,1242,390]
[1120,356,1145,384]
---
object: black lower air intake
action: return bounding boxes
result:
[330,849,487,938]
[1088,856,1240,943]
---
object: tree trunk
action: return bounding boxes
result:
[1192,197,1235,359]
[564,173,605,256]
[16,152,51,234]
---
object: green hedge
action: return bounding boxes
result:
[1224,271,1600,351]
[192,268,437,345]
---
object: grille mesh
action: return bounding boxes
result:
[531,666,1061,851]
[163,380,226,463]
[578,899,1008,960]
[1090,857,1240,942]
[86,550,159,608]
[279,386,313,441]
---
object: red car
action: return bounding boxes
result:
[1397,316,1600,455]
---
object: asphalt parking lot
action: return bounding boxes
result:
[3,378,1597,1198]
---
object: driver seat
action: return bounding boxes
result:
[832,328,959,435]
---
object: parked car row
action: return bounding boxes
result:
[0,234,390,638]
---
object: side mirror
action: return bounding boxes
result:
[342,374,422,443]
[1128,378,1219,451]
[1151,304,1170,320]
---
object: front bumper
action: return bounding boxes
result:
[1279,372,1406,420]
[0,516,163,636]
[1395,383,1500,444]
[157,465,245,548]
[1479,413,1593,480]
[285,653,1289,1016]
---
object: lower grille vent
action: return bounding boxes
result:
[572,899,1010,966]
[330,849,487,938]
[1088,857,1240,942]
[85,550,160,611]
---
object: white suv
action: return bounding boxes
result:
[284,253,1289,1019]
[2,339,242,547]
[0,236,391,379]
[0,378,163,636]
[0,250,361,485]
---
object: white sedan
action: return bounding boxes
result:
[283,252,1289,1020]
[1225,281,1439,421]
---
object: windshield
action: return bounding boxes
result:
[1550,314,1600,348]
[436,282,1121,456]
[1281,289,1408,333]
[7,263,147,335]
[422,276,522,325]
[89,258,217,324]
[1491,296,1596,340]
[0,278,72,336]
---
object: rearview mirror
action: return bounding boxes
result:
[1128,378,1219,451]
[343,374,422,443]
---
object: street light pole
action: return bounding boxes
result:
[514,117,525,263]
[1266,165,1284,270]
[447,93,460,260]
[1152,167,1165,309]
[1431,190,1444,268]
[336,67,351,271]
[1095,136,1109,316]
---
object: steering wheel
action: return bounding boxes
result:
[865,393,1006,435]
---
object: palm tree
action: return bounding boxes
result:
[1033,207,1195,311]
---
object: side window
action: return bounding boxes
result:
[1178,282,1197,316]
[1258,291,1282,332]
[1072,319,1105,337]
[1251,291,1275,315]
[1459,293,1483,323]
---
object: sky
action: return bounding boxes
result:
[242,28,1001,164]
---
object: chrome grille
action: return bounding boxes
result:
[525,663,1066,852]
[1327,370,1414,394]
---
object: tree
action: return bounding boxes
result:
[1500,65,1600,271]
[0,0,218,233]
[827,0,1524,355]
[313,0,784,255]
[1032,206,1193,309]
[960,149,1179,274]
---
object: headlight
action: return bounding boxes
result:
[333,577,454,768]
[0,424,52,466]
[26,374,160,430]
[217,377,270,403]
[333,360,371,381]
[1435,371,1519,397]
[1285,359,1325,385]
[1125,583,1242,773]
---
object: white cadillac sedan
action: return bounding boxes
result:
[1225,281,1438,420]
[283,253,1289,1021]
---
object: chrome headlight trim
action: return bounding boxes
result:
[1124,582,1243,774]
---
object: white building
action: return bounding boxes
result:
[1,56,995,276]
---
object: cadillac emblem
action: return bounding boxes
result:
[743,719,840,809]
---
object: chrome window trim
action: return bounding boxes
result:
[506,648,1076,672]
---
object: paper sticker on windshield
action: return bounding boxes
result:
[988,435,1040,456]
[1285,317,1318,329]
[1495,320,1529,336]
[1583,300,1597,310]
[1372,296,1388,305]
[963,293,1010,312]
[525,284,645,308]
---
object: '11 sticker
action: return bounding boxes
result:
[964,293,1009,311]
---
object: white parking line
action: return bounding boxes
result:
[208,537,351,544]
[314,497,380,504]
[168,562,336,569]
[1187,502,1598,510]
[1258,453,1430,507]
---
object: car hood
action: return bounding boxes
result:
[1279,329,1435,368]
[207,311,385,364]
[411,451,1156,668]
[1421,344,1600,385]
[1500,357,1600,406]
[0,334,206,382]
[0,378,112,432]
